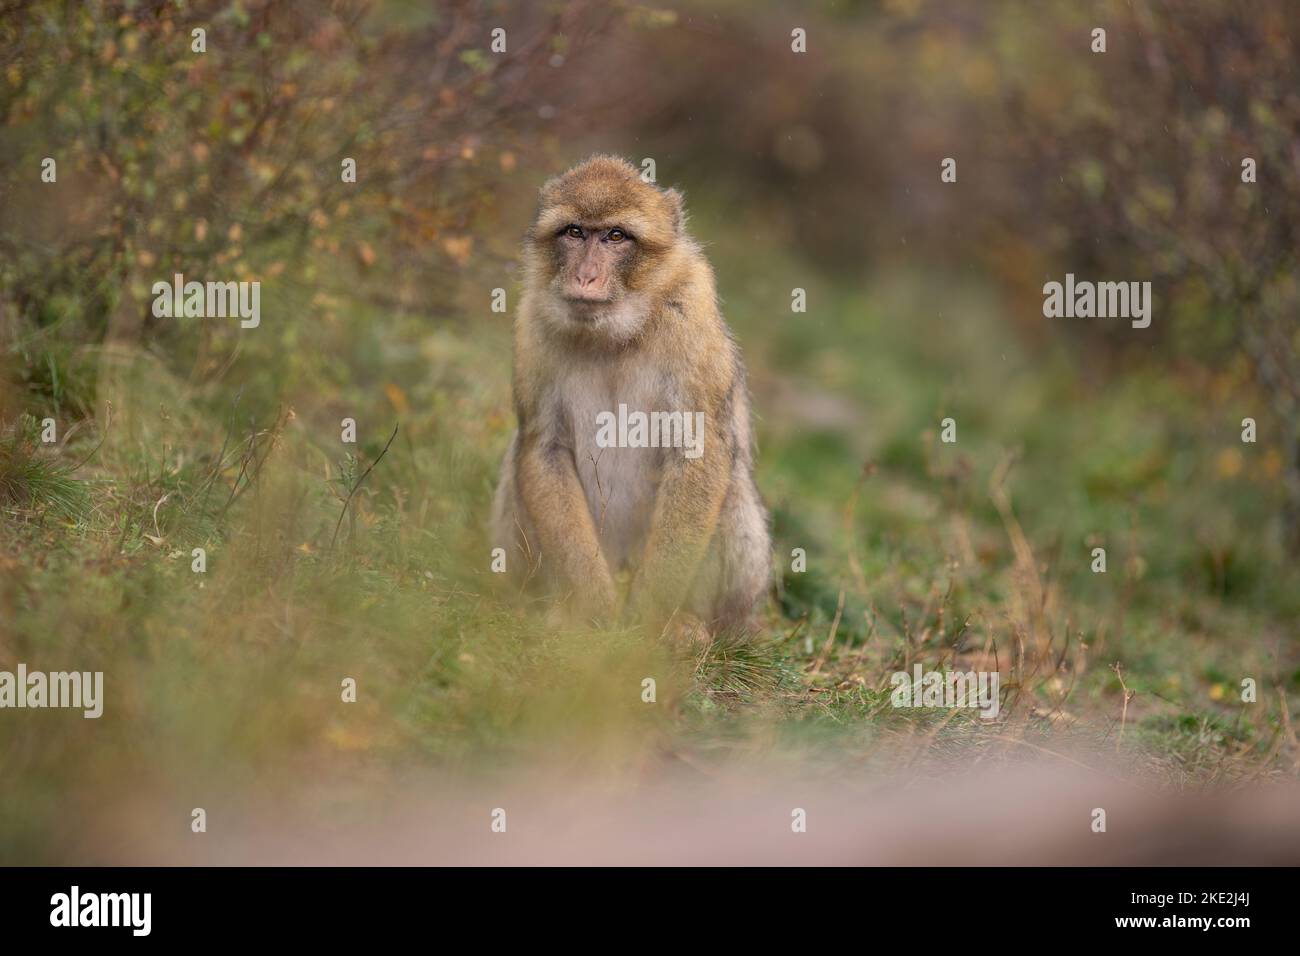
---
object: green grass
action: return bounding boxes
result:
[0,420,90,519]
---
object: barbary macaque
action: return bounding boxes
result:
[492,155,770,634]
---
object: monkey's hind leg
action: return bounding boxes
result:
[490,431,543,589]
[693,470,772,635]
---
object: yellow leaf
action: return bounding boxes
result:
[1216,448,1242,479]
[385,383,410,415]
[442,235,473,266]
[1262,449,1283,479]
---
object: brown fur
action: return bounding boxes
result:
[492,156,771,633]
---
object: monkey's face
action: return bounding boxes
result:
[525,156,686,340]
[552,222,638,307]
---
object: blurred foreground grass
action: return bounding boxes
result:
[1,199,1298,863]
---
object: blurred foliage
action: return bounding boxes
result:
[1,0,626,423]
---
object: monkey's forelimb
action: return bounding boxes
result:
[627,413,733,628]
[515,438,618,621]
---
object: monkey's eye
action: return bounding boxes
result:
[606,228,627,243]
[563,225,584,239]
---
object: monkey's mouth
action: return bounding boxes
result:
[563,289,616,306]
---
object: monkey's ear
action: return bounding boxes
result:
[662,188,686,233]
[538,174,563,205]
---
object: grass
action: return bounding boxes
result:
[1,201,1297,863]
[0,420,90,520]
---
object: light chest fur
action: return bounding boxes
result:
[551,344,674,570]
